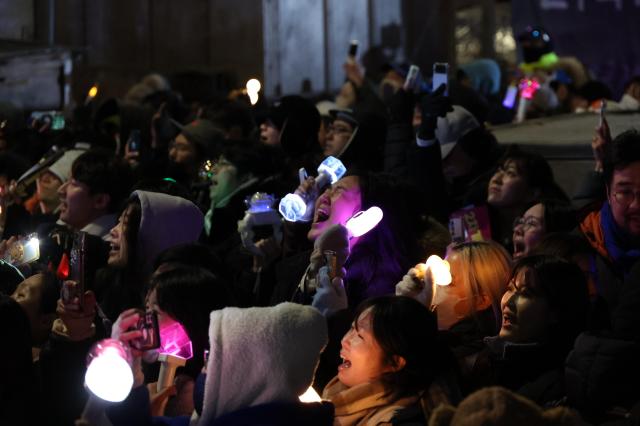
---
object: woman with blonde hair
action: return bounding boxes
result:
[396,240,512,388]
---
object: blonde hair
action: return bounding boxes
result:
[448,241,512,330]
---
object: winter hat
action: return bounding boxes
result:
[429,386,585,426]
[48,149,86,182]
[198,303,328,423]
[329,109,359,128]
[435,105,480,160]
[131,190,204,277]
[174,119,224,157]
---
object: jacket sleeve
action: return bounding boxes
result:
[565,332,640,415]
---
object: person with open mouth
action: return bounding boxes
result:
[465,255,590,407]
[512,199,577,260]
[322,295,459,425]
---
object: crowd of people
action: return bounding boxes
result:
[1,25,640,426]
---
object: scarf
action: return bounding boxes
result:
[322,377,416,426]
[600,202,640,275]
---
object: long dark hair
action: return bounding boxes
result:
[149,265,233,376]
[354,296,457,400]
[345,172,423,306]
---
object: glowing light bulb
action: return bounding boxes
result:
[345,206,383,238]
[425,255,452,286]
[88,85,99,99]
[299,386,322,403]
[84,339,133,402]
[246,79,261,105]
[278,156,346,222]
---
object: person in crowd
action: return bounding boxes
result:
[0,151,31,238]
[268,172,424,309]
[204,139,281,247]
[143,264,234,416]
[384,86,503,223]
[466,255,590,406]
[486,145,569,250]
[25,147,86,231]
[106,302,332,425]
[322,295,459,424]
[512,199,577,260]
[580,129,640,302]
[259,95,323,188]
[396,241,511,387]
[323,109,387,172]
[166,118,224,191]
[0,295,40,426]
[564,129,640,421]
[94,190,204,322]
[10,272,60,355]
[607,75,640,112]
[57,149,133,240]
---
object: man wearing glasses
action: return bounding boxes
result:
[579,129,640,314]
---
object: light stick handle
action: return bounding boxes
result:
[157,354,187,392]
[81,394,107,425]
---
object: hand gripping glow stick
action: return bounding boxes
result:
[278,156,346,222]
[82,339,134,424]
[156,322,194,393]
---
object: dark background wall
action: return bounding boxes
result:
[4,0,637,108]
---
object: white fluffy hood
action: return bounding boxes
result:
[197,303,328,424]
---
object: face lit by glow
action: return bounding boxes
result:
[308,175,362,242]
[338,308,394,387]
[499,268,554,343]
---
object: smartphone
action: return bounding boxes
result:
[130,310,161,351]
[127,129,141,153]
[404,65,421,92]
[432,63,449,95]
[348,40,359,58]
[599,98,607,127]
[448,217,465,244]
[30,111,65,130]
[65,232,87,308]
[3,234,40,266]
[324,250,337,280]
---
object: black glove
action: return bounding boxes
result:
[417,84,453,140]
[388,89,415,125]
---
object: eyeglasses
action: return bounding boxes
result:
[612,190,640,207]
[513,216,544,231]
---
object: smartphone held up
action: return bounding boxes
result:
[432,62,449,95]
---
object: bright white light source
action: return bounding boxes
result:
[345,206,383,238]
[299,386,322,403]
[425,255,452,286]
[85,339,133,402]
[246,79,261,105]
[278,156,346,222]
